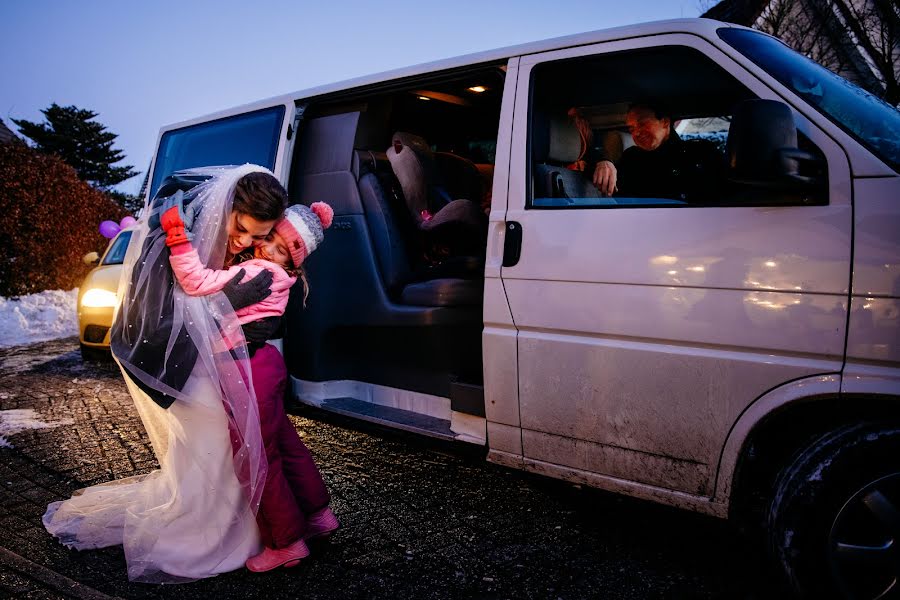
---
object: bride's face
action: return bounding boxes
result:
[226,211,277,256]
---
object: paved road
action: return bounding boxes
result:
[0,338,790,599]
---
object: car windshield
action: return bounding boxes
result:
[719,27,900,172]
[102,230,133,265]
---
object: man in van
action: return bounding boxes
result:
[592,102,724,203]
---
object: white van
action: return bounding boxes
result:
[143,19,899,598]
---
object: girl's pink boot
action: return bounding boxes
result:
[304,507,340,541]
[246,538,310,572]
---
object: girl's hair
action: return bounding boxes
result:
[294,265,310,307]
[232,172,288,222]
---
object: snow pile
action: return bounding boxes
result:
[0,289,79,348]
[0,408,74,448]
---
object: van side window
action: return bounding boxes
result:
[149,106,285,198]
[528,46,820,209]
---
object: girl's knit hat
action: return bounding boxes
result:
[274,202,334,267]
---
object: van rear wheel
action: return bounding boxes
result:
[767,423,900,599]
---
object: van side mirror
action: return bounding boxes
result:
[726,99,826,201]
[83,252,100,265]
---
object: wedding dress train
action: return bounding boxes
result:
[43,365,261,583]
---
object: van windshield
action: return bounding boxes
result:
[149,106,285,198]
[719,27,900,172]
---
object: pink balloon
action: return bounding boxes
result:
[119,216,137,229]
[99,220,121,239]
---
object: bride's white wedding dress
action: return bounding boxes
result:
[43,364,261,583]
[44,165,274,583]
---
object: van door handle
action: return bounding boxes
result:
[503,221,522,267]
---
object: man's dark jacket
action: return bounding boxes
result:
[616,132,724,203]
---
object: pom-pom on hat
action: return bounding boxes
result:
[274,202,334,268]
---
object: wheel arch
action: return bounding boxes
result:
[714,374,900,522]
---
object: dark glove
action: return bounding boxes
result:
[242,316,283,346]
[221,268,273,311]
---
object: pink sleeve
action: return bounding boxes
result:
[169,249,249,297]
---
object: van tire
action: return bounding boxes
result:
[767,423,900,599]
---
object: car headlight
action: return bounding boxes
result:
[81,288,118,308]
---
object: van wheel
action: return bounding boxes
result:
[767,423,900,599]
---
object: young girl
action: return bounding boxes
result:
[161,198,340,572]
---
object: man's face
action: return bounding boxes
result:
[226,211,276,256]
[625,107,671,151]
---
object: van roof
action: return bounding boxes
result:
[162,18,743,132]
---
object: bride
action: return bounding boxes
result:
[43,164,286,583]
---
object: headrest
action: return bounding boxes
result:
[296,112,359,175]
[391,132,432,160]
[598,130,626,164]
[387,131,435,225]
[533,113,583,164]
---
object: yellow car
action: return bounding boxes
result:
[78,229,133,360]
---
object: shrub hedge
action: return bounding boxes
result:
[0,143,128,297]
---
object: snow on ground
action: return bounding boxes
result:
[0,407,74,448]
[0,289,79,349]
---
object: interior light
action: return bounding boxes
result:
[765,260,777,267]
[81,288,118,308]
[412,90,471,106]
[467,86,487,93]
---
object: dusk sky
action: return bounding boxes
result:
[2,1,702,195]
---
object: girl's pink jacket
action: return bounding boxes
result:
[168,244,297,324]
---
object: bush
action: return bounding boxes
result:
[0,143,127,297]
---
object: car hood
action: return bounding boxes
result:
[81,263,124,295]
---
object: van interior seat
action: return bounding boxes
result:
[354,149,483,307]
[386,132,487,238]
[597,129,634,164]
[353,150,414,295]
[286,110,484,397]
[533,112,601,200]
[384,131,486,269]
[433,151,485,208]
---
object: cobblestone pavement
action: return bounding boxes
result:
[0,338,790,599]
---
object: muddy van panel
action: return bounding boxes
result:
[842,176,900,397]
[503,31,852,500]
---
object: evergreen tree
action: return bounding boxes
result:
[13,103,139,190]
[107,190,144,214]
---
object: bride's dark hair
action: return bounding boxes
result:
[232,172,288,221]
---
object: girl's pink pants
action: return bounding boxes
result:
[232,344,331,549]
